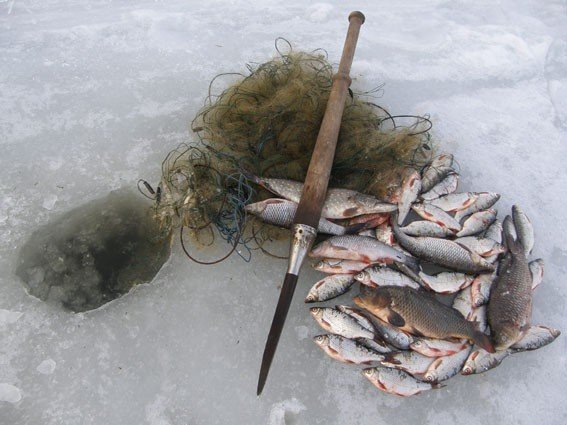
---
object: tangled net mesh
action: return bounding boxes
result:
[141,39,436,262]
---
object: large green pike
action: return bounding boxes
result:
[354,286,495,352]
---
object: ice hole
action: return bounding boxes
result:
[16,189,171,312]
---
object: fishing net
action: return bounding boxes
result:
[141,39,435,262]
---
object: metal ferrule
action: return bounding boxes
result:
[287,224,317,276]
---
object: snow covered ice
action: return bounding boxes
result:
[1,1,566,424]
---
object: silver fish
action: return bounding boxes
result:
[484,220,503,244]
[249,176,397,219]
[310,307,375,339]
[400,221,455,238]
[355,266,421,289]
[418,271,473,294]
[469,305,488,334]
[412,203,461,232]
[366,315,415,350]
[312,259,370,274]
[488,223,533,350]
[461,349,510,375]
[375,222,395,245]
[380,350,435,376]
[398,170,421,225]
[509,325,561,352]
[455,236,507,257]
[420,172,459,201]
[410,337,469,357]
[423,345,472,383]
[305,274,354,303]
[454,192,500,223]
[529,259,544,290]
[421,154,454,192]
[310,235,419,271]
[471,272,496,307]
[453,286,474,319]
[393,219,495,274]
[313,334,385,364]
[336,305,376,332]
[512,205,534,257]
[456,209,497,237]
[362,367,440,396]
[245,198,350,235]
[427,192,478,212]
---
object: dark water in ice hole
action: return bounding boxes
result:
[16,189,172,312]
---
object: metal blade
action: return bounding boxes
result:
[257,272,299,396]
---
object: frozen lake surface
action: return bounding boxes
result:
[1,1,566,424]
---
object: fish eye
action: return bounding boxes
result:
[310,307,320,313]
[315,335,325,342]
[363,368,373,376]
[414,341,422,347]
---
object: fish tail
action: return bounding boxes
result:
[503,215,523,255]
[472,331,495,353]
[402,254,420,275]
[380,352,401,365]
[239,168,261,185]
[344,222,367,235]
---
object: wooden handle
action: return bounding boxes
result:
[294,11,365,227]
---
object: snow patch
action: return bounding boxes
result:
[0,383,22,403]
[268,398,306,425]
[36,359,57,375]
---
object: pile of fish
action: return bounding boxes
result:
[246,154,560,397]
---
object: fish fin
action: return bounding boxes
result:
[472,331,495,353]
[344,222,367,235]
[343,207,360,217]
[385,310,406,328]
[404,255,421,275]
[352,296,364,309]
[331,245,350,251]
[408,326,424,337]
